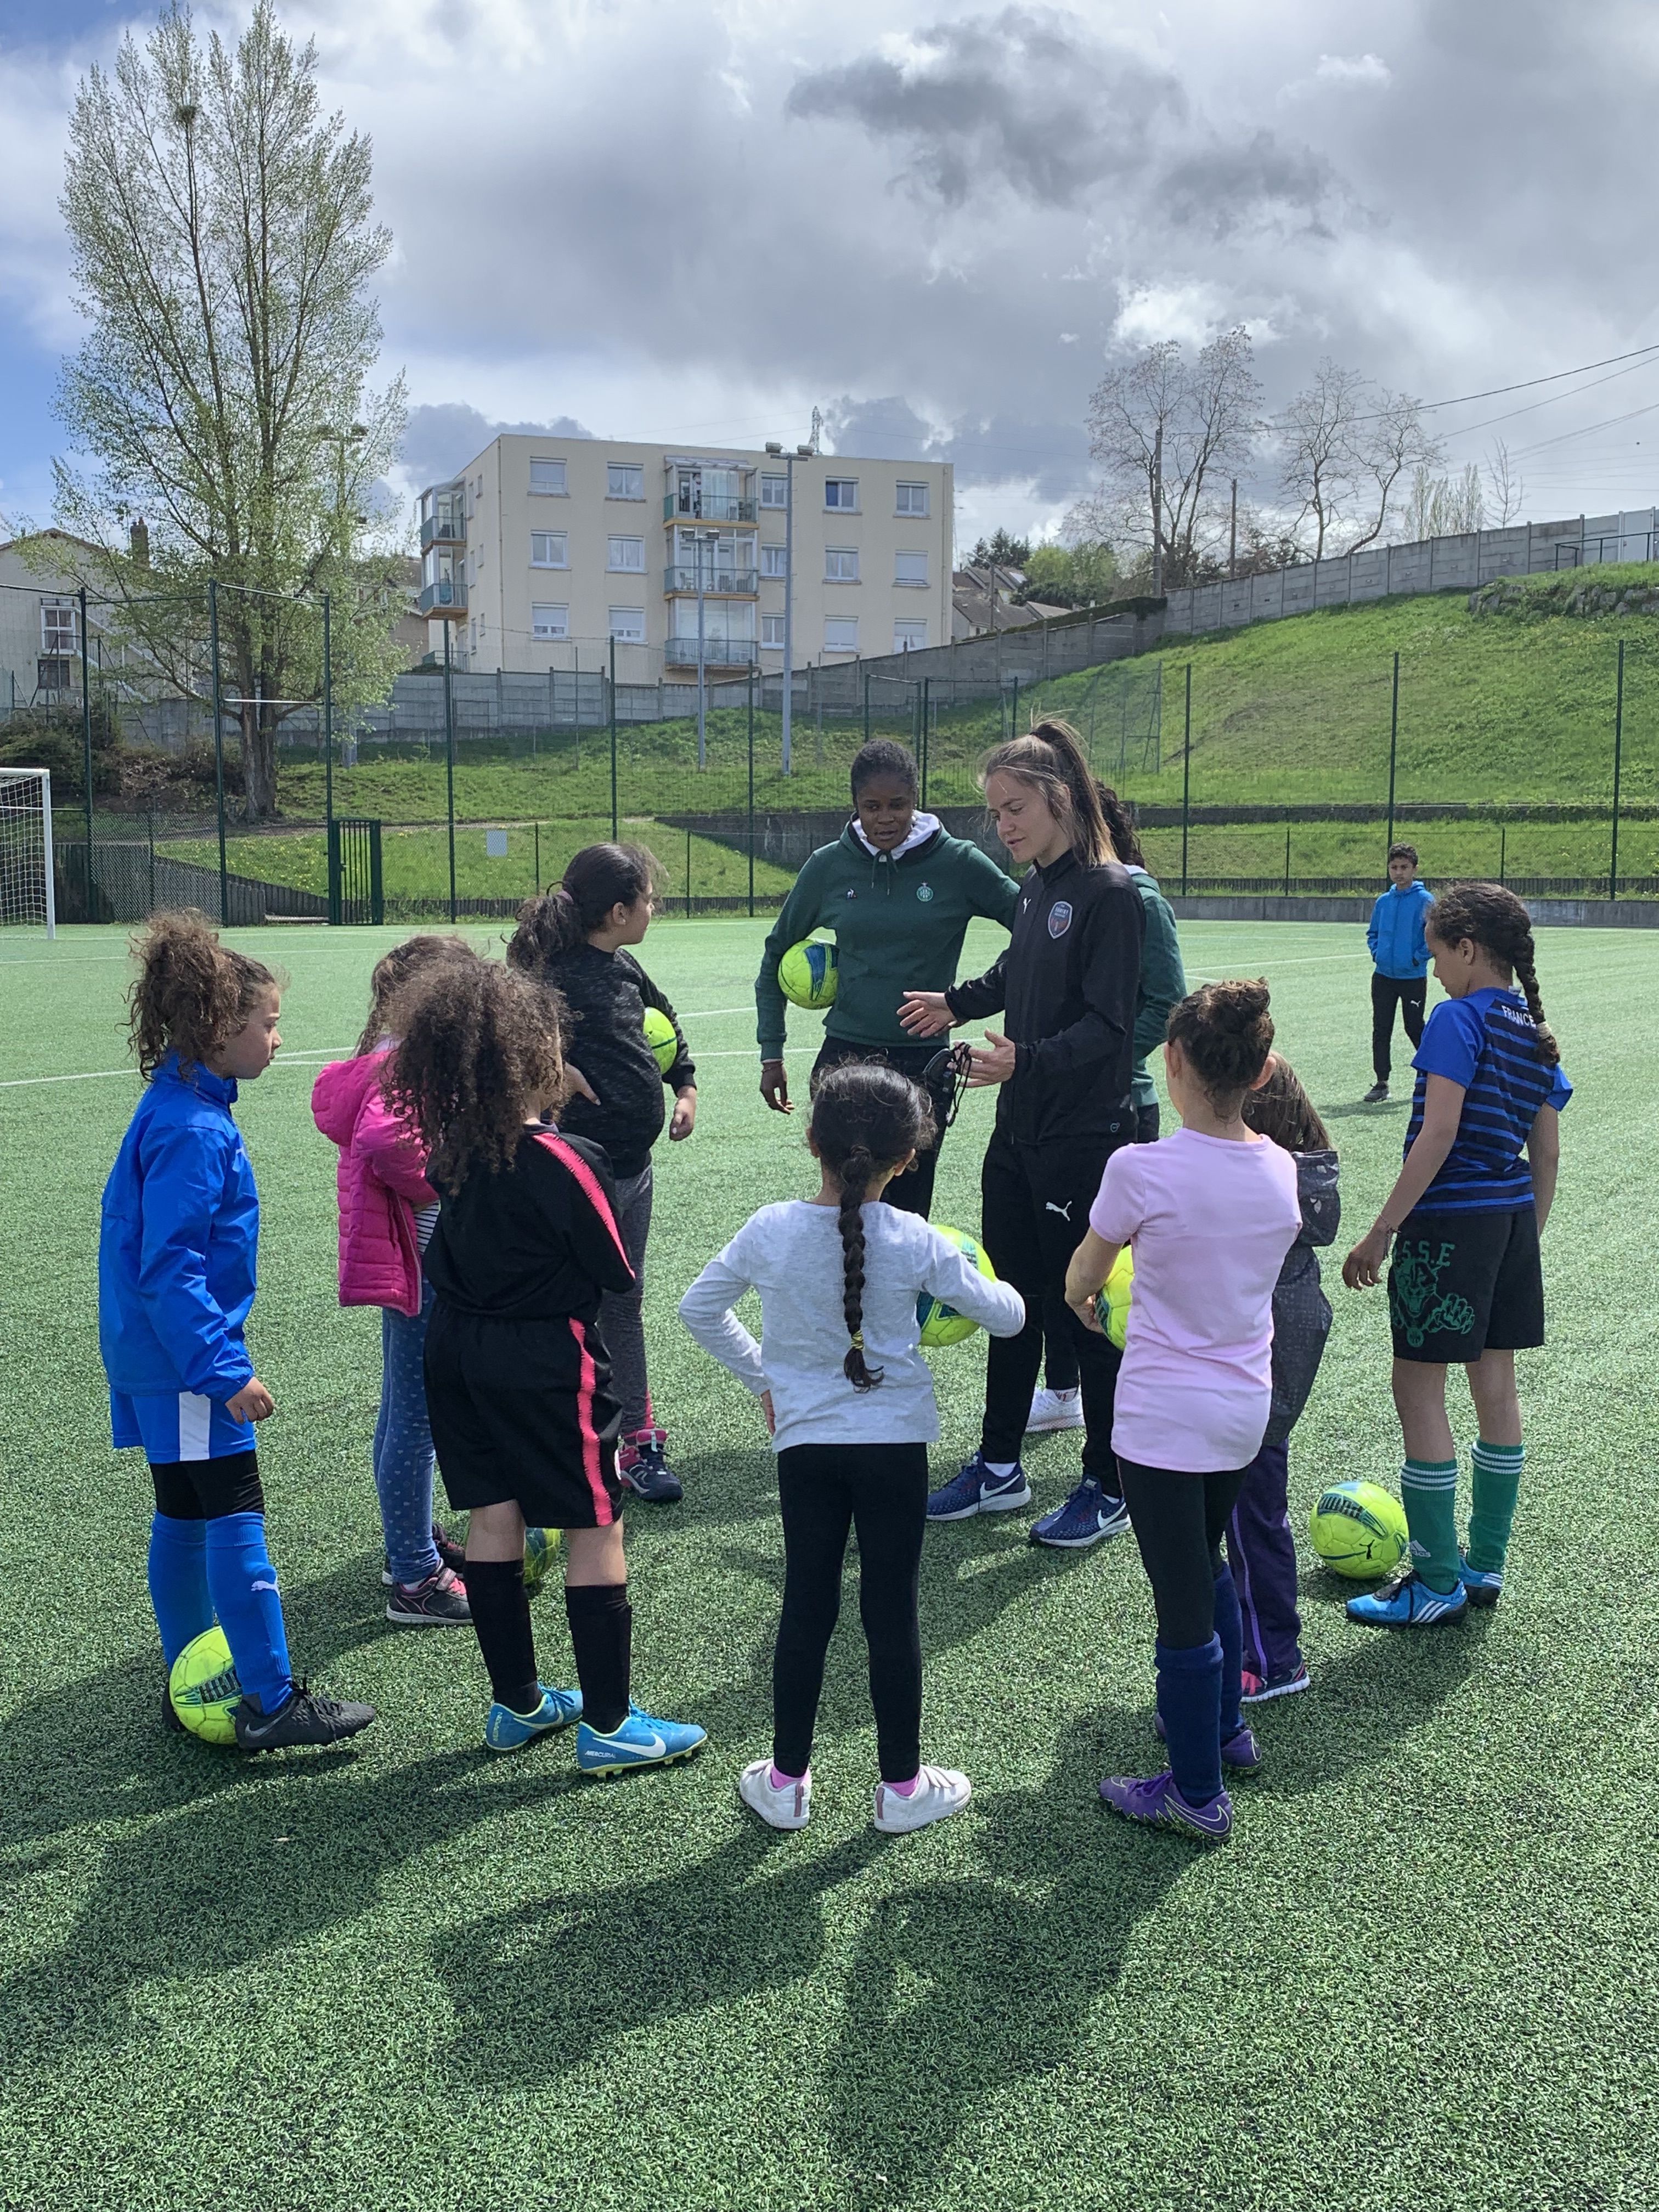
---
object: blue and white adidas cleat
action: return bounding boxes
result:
[575,1703,707,1778]
[1458,1551,1505,1609]
[1028,1475,1131,1549]
[926,1452,1032,1522]
[483,1683,583,1752]
[1346,1572,1468,1628]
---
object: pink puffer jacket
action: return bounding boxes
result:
[311,1049,435,1316]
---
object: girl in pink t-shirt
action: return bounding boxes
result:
[1064,979,1301,1843]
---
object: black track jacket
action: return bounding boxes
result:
[529,945,695,1180]
[945,849,1145,1147]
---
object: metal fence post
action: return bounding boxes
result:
[1180,663,1192,898]
[443,621,457,925]
[1386,650,1400,857]
[746,667,755,919]
[1283,818,1291,899]
[609,637,619,842]
[323,590,334,837]
[864,670,871,752]
[78,586,95,911]
[686,821,693,918]
[209,578,228,926]
[1611,639,1625,899]
[921,677,930,806]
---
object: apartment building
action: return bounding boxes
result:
[416,436,953,676]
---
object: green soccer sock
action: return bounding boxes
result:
[1467,1440,1525,1575]
[1400,1458,1461,1594]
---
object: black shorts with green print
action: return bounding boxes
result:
[1388,1205,1544,1364]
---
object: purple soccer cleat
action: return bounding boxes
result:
[1154,1712,1261,1773]
[1098,1769,1233,1842]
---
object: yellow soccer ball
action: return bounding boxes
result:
[778,937,839,1009]
[917,1225,998,1348]
[168,1626,242,1745]
[1094,1246,1134,1351]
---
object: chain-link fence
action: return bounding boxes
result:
[3,573,1653,925]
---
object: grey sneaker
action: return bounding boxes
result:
[385,1564,471,1627]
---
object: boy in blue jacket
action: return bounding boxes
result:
[101,914,374,1750]
[1364,844,1434,1103]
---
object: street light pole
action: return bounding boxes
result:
[696,533,707,769]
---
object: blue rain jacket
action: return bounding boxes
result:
[98,1053,259,1401]
[1367,879,1434,979]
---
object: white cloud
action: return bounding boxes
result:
[1316,52,1391,88]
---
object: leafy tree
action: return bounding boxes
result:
[1016,539,1122,608]
[968,529,1032,569]
[53,1,406,819]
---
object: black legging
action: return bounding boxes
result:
[772,1442,928,1782]
[1117,1458,1248,1647]
[809,1038,957,1220]
[1042,1100,1160,1394]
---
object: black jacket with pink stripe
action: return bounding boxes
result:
[424,1127,635,1326]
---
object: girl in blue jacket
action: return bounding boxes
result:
[100,914,374,1751]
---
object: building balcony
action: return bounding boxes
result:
[663,493,755,524]
[417,575,467,617]
[663,567,758,595]
[665,636,758,669]
[419,509,466,550]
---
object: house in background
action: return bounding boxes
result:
[951,558,1070,640]
[415,435,954,676]
[0,530,111,715]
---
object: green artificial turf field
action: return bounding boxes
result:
[1,917,1654,2212]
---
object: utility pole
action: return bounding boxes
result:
[1229,479,1238,580]
[1151,424,1164,596]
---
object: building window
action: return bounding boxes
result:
[607,535,645,572]
[894,620,928,653]
[532,603,569,640]
[760,473,788,509]
[761,613,786,647]
[824,478,858,511]
[531,531,568,568]
[826,547,859,583]
[609,607,646,644]
[529,458,567,495]
[824,616,859,653]
[760,543,788,578]
[895,550,929,588]
[896,481,929,517]
[37,657,71,692]
[41,601,77,653]
[607,463,644,499]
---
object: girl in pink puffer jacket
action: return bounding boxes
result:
[312,936,478,1626]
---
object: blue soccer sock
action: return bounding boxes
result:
[1212,1563,1244,1742]
[147,1513,213,1671]
[1155,1635,1224,1807]
[204,1512,292,1713]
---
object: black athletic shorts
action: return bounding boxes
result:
[424,1306,625,1527]
[149,1451,264,1520]
[1388,1205,1544,1364]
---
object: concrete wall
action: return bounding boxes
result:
[1168,893,1659,929]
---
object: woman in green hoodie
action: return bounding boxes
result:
[756,739,1019,1217]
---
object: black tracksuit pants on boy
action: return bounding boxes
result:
[978,1127,1129,1486]
[1370,974,1427,1083]
[773,1443,928,1784]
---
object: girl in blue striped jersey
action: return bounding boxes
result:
[1342,883,1570,1626]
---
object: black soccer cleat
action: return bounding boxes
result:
[1362,1081,1389,1104]
[233,1681,377,1752]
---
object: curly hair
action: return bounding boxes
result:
[1426,881,1560,1065]
[506,843,660,972]
[1165,978,1276,1108]
[1242,1054,1332,1153]
[355,934,479,1056]
[850,738,918,802]
[382,961,567,1188]
[808,1061,938,1391]
[127,911,279,1081]
[980,718,1115,867]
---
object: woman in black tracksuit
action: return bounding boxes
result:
[900,719,1144,1542]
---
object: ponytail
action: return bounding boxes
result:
[1095,781,1145,867]
[127,910,277,1080]
[979,718,1114,867]
[507,842,659,972]
[808,1060,938,1393]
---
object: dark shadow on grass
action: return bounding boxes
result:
[431,1824,881,2087]
[1321,1098,1410,1120]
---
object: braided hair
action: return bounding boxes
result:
[808,1062,938,1391]
[1426,882,1560,1065]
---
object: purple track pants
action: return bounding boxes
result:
[1224,1438,1305,1681]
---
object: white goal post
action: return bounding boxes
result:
[0,768,57,939]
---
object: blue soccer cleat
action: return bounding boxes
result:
[926,1452,1032,1522]
[1346,1573,1468,1628]
[483,1683,584,1752]
[1458,1551,1504,1609]
[1029,1476,1131,1549]
[575,1703,707,1778]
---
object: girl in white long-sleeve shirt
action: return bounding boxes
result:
[680,1060,1024,1834]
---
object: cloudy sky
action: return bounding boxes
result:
[3,0,1658,549]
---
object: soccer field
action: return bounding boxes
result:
[1,917,1655,2212]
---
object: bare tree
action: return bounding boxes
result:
[1277,357,1369,558]
[1346,390,1444,552]
[1401,460,1485,542]
[1485,439,1525,526]
[53,1,406,819]
[1083,329,1263,589]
